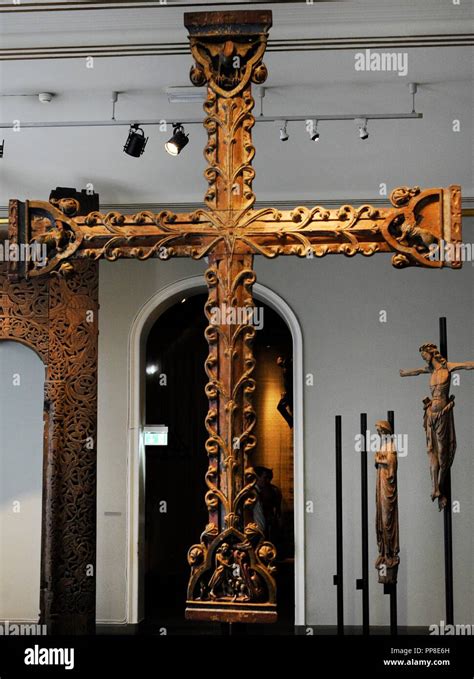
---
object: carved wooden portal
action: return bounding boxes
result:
[0,261,98,634]
[0,9,462,631]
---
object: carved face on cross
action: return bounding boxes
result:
[2,9,463,625]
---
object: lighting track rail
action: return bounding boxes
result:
[0,113,422,129]
[0,0,332,14]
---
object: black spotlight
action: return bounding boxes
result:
[123,124,148,157]
[0,140,4,158]
[165,124,189,156]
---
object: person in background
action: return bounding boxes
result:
[253,466,282,544]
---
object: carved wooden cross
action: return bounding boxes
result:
[2,10,462,626]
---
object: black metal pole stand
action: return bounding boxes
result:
[383,410,398,635]
[333,415,344,635]
[356,413,369,634]
[440,317,454,624]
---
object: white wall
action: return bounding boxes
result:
[0,341,44,622]
[255,245,473,629]
[96,258,207,624]
[96,219,473,628]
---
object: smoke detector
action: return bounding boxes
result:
[38,92,54,104]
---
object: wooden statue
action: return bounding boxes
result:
[400,344,474,510]
[374,420,400,585]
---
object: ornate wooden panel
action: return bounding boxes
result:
[0,261,98,634]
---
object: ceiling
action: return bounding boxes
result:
[0,0,472,212]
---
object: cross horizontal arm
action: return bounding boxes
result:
[3,183,462,278]
[4,199,222,278]
[235,185,463,268]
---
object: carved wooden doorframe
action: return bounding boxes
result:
[126,276,306,626]
[0,260,99,635]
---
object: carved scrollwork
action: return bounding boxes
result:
[390,186,421,207]
[26,205,84,278]
[49,197,81,217]
[0,269,49,360]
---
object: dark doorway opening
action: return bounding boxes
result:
[143,293,294,634]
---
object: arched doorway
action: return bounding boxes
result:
[127,278,305,629]
[143,294,209,631]
[0,340,45,623]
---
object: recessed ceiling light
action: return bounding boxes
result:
[165,87,205,104]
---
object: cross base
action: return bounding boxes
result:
[185,602,277,624]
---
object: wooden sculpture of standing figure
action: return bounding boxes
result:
[375,420,400,585]
[400,344,474,510]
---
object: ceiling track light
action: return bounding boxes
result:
[165,123,189,156]
[279,120,289,142]
[123,124,148,157]
[356,117,369,140]
[408,82,418,114]
[255,86,266,117]
[111,91,118,121]
[307,118,319,141]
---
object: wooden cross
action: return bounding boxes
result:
[2,10,463,625]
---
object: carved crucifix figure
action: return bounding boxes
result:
[374,420,400,585]
[0,10,464,630]
[400,344,474,510]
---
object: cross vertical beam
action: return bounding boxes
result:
[184,10,277,623]
[187,250,278,622]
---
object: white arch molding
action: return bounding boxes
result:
[126,276,306,626]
